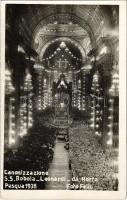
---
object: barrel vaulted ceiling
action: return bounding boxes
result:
[6,5,119,60]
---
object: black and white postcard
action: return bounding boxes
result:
[0,1,126,200]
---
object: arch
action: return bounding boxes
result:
[39,37,86,61]
[32,13,96,50]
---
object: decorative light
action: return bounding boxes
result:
[44,78,47,84]
[112,72,119,84]
[91,57,95,62]
[95,131,101,136]
[5,68,15,94]
[93,72,99,82]
[106,138,113,145]
[91,112,94,115]
[89,70,103,136]
[18,45,25,54]
[57,47,61,52]
[11,114,15,118]
[96,104,100,108]
[108,116,113,120]
[90,124,94,128]
[30,57,35,61]
[107,95,114,147]
[60,42,66,49]
[108,99,114,103]
[60,103,65,107]
[65,48,69,52]
[5,68,11,76]
[109,70,119,96]
[108,108,113,111]
[69,21,73,25]
[9,137,15,146]
[99,46,109,55]
[19,129,27,137]
[38,107,41,110]
[107,121,113,127]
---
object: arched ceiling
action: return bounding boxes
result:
[39,37,85,61]
[33,19,90,55]
[6,4,119,55]
[39,40,82,70]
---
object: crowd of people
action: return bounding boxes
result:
[4,121,57,189]
[4,107,118,190]
[69,124,118,190]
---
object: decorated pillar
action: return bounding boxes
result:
[72,71,77,108]
[81,71,86,111]
[77,79,81,110]
[81,63,92,111]
[106,69,119,147]
[5,68,16,148]
[89,71,103,137]
[34,63,44,111]
[47,73,52,107]
[43,77,48,109]
[18,69,33,137]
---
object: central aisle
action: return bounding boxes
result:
[46,138,71,189]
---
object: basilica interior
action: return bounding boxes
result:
[4,5,119,190]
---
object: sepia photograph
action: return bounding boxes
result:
[0,1,126,200]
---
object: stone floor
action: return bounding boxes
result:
[46,138,71,189]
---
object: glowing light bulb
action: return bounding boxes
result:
[60,42,66,49]
[9,137,15,145]
[107,131,113,136]
[95,131,101,136]
[107,139,112,145]
[90,124,94,128]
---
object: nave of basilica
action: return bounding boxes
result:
[4,4,119,190]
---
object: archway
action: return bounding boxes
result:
[39,37,86,62]
[32,12,95,51]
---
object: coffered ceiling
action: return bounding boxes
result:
[6,4,119,59]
